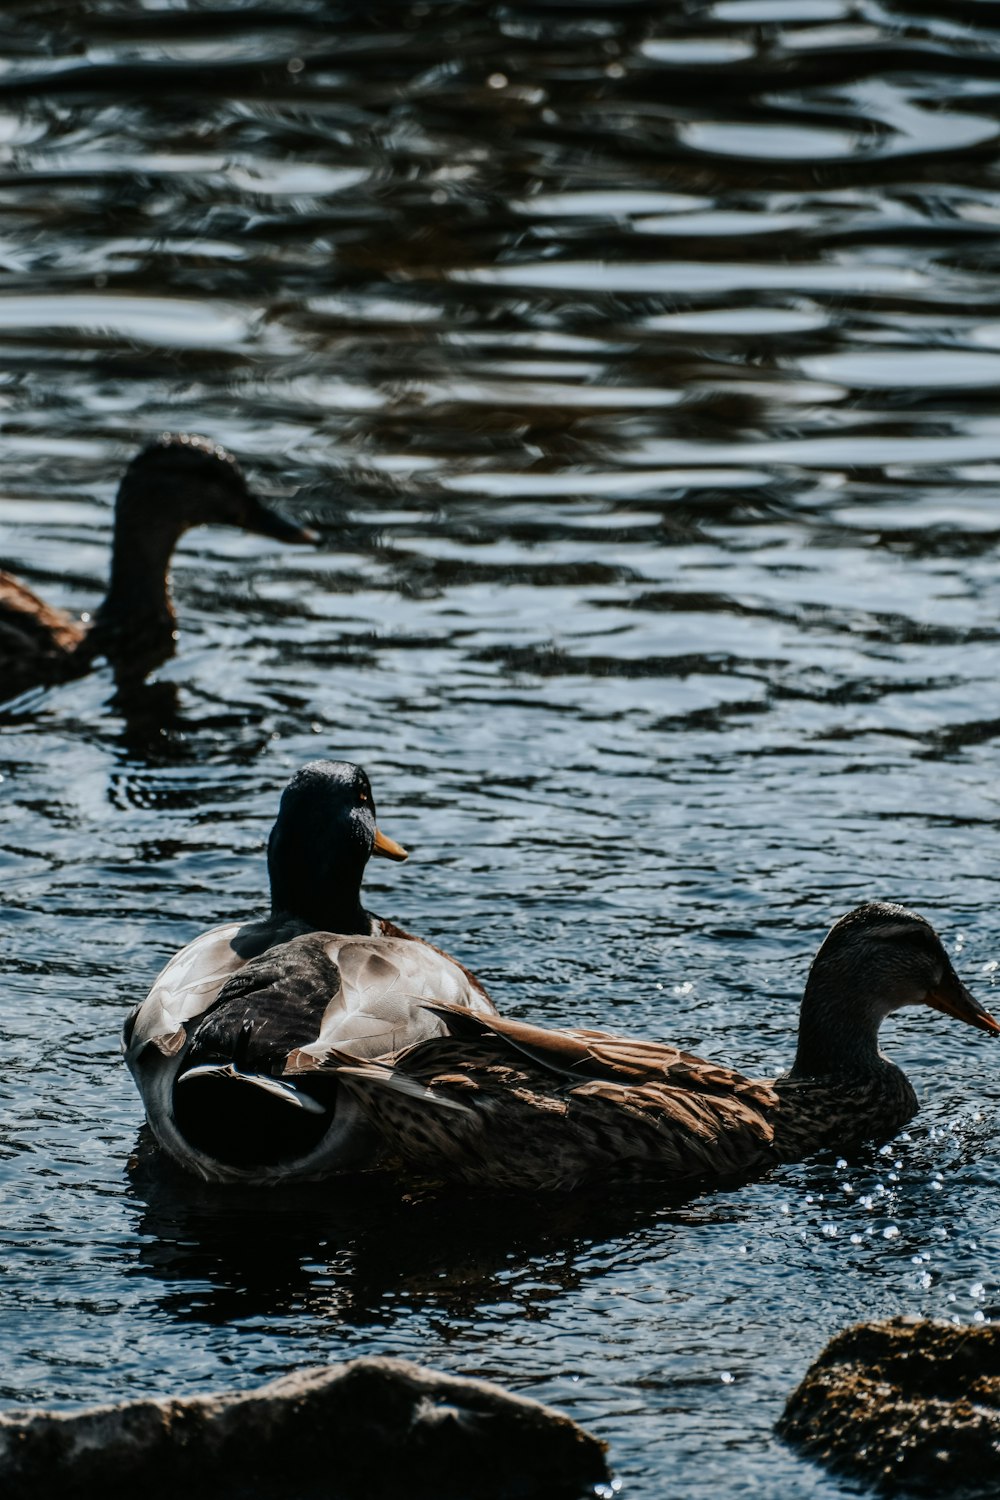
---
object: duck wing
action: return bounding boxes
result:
[419,1000,776,1109]
[123,913,317,1065]
[284,934,496,1072]
[333,1008,779,1192]
[376,917,493,1005]
[123,922,246,1065]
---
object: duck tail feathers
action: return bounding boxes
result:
[333,1062,477,1119]
[177,1063,327,1115]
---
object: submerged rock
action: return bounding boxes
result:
[0,1356,610,1500]
[779,1315,1000,1495]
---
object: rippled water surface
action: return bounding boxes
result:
[3,2,1000,1493]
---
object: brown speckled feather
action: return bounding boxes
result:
[330,1005,782,1192]
[421,1002,774,1105]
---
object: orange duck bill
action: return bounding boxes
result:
[373,826,408,861]
[926,967,1000,1035]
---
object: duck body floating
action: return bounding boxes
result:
[0,433,316,697]
[328,903,998,1193]
[123,761,495,1184]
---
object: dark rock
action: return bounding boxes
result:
[778,1315,1000,1495]
[0,1356,610,1500]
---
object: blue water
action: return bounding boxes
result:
[2,2,1000,1493]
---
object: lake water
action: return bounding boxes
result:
[2,2,1000,1494]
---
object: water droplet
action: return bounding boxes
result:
[835,1158,848,1169]
[720,1371,735,1384]
[883,1226,899,1240]
[287,57,305,74]
[850,1233,863,1245]
[487,72,508,90]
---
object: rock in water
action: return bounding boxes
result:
[0,1356,610,1500]
[779,1315,1000,1494]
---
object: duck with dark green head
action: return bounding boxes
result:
[0,433,317,696]
[122,760,495,1184]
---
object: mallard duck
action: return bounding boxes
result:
[0,432,317,697]
[122,759,495,1184]
[325,902,999,1193]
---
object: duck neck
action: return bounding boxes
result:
[268,865,373,937]
[790,976,891,1081]
[93,510,184,639]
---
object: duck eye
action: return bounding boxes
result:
[359,790,368,802]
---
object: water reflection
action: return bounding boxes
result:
[126,1130,735,1332]
[2,1,1000,1495]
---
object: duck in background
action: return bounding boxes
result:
[122,760,495,1184]
[327,902,998,1193]
[0,433,317,697]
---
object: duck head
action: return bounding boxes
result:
[117,433,319,545]
[267,760,408,932]
[792,901,999,1079]
[95,434,318,653]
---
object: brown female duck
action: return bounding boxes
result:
[325,902,999,1192]
[0,432,316,696]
